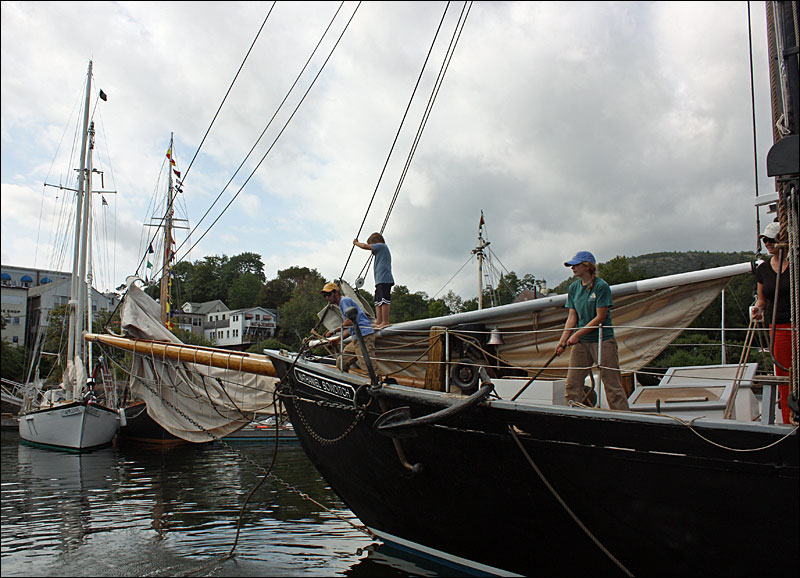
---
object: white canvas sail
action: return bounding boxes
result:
[117,284,278,442]
[371,262,751,380]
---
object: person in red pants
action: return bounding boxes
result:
[752,221,796,425]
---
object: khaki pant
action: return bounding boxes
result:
[565,340,630,411]
[339,333,376,373]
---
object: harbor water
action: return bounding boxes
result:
[1,429,459,577]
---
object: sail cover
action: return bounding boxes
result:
[372,263,753,380]
[120,285,278,442]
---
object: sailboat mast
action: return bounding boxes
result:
[160,133,174,327]
[65,60,93,399]
[72,121,94,400]
[86,123,96,375]
[473,212,489,310]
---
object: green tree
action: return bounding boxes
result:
[428,299,448,318]
[260,277,294,309]
[1,341,27,382]
[597,255,647,285]
[171,260,196,303]
[273,267,328,347]
[227,272,262,309]
[171,328,215,347]
[225,252,266,283]
[390,285,430,322]
[278,291,327,348]
[247,337,292,354]
[443,290,464,314]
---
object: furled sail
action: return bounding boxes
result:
[116,284,278,442]
[372,263,752,380]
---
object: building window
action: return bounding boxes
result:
[12,336,19,343]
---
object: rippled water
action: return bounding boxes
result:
[1,430,454,577]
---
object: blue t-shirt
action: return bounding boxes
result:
[372,243,394,285]
[565,277,615,342]
[338,296,374,336]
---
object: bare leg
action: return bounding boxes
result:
[375,304,390,328]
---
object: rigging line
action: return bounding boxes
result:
[432,253,474,300]
[95,105,119,289]
[339,1,454,281]
[135,2,277,279]
[488,246,511,277]
[747,2,761,254]
[179,2,276,188]
[353,0,471,285]
[171,1,347,264]
[135,156,168,277]
[36,79,84,269]
[356,0,472,283]
[171,2,362,272]
[379,0,472,236]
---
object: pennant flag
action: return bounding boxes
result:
[166,148,172,160]
[479,211,485,228]
[173,169,181,178]
[146,260,153,269]
[101,196,108,206]
[99,89,108,101]
[148,243,154,254]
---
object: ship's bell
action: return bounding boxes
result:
[487,328,504,345]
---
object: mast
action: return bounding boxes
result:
[86,123,96,375]
[764,1,799,399]
[64,60,93,400]
[160,133,175,327]
[472,211,490,309]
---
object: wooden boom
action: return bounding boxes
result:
[85,333,278,377]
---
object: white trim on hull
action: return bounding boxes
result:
[18,402,120,452]
[369,527,523,577]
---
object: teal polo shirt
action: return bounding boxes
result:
[565,277,615,342]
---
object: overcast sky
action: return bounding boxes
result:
[1,1,778,301]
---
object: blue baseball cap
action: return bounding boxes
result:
[564,251,596,266]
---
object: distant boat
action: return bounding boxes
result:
[18,61,121,452]
[222,415,297,442]
[117,134,195,447]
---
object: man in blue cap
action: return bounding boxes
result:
[555,251,629,410]
[321,281,375,372]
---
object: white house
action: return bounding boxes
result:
[26,278,119,349]
[204,306,278,350]
[1,286,28,346]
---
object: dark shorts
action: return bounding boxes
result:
[375,283,393,306]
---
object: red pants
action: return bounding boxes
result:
[771,323,796,424]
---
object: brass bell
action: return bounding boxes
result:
[487,328,504,345]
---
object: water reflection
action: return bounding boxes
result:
[4,431,454,577]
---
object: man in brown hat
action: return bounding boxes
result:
[320,282,376,372]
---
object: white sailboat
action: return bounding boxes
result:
[18,60,121,452]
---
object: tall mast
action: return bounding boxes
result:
[86,123,96,376]
[64,60,93,399]
[160,133,175,327]
[472,211,490,310]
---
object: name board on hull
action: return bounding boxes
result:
[294,368,356,402]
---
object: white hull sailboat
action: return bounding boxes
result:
[19,402,121,451]
[18,60,120,452]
